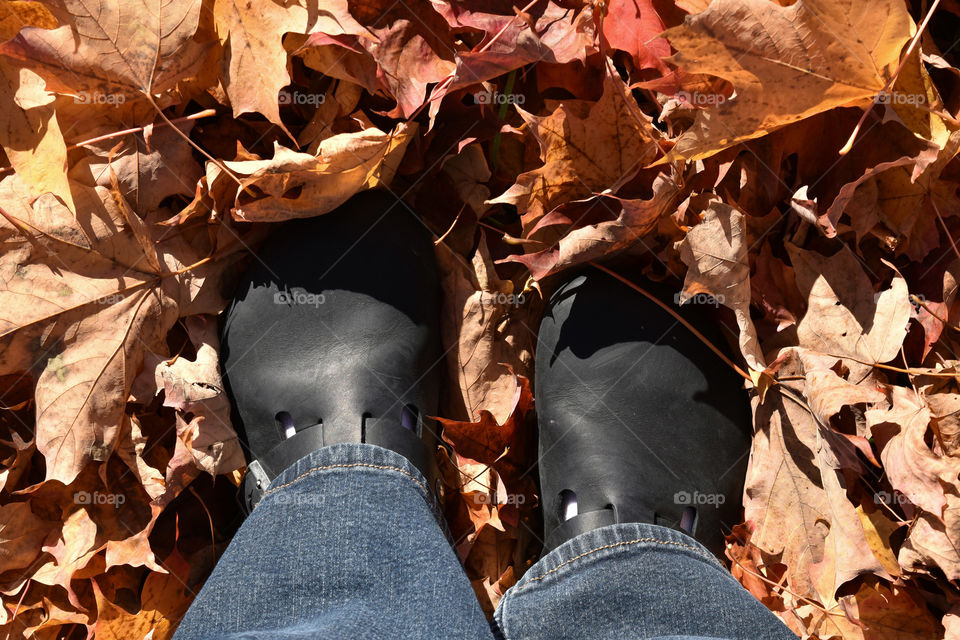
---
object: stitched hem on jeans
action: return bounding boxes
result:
[261,461,443,523]
[518,536,719,589]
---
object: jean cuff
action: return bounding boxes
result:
[259,442,444,523]
[513,522,729,592]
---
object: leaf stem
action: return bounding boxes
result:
[0,109,217,178]
[589,262,751,381]
[839,0,942,155]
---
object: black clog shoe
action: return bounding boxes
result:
[535,271,751,556]
[220,190,442,511]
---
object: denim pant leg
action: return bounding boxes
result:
[493,523,795,640]
[174,443,494,640]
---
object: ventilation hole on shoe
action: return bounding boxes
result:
[680,506,697,534]
[361,412,372,443]
[559,489,578,522]
[275,411,296,439]
[401,405,419,431]
[604,503,618,523]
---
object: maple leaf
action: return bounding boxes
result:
[867,386,954,520]
[429,0,595,92]
[212,0,325,136]
[0,177,240,484]
[660,0,916,162]
[745,350,886,607]
[0,0,211,105]
[490,70,661,231]
[348,0,457,117]
[788,246,912,369]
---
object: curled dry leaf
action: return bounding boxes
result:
[228,123,417,221]
[678,199,765,371]
[505,173,680,279]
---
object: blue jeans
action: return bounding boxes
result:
[174,444,794,640]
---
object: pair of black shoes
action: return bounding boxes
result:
[221,191,751,557]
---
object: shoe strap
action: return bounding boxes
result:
[242,416,440,512]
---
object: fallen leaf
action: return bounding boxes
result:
[229,123,417,221]
[490,70,661,230]
[678,198,764,371]
[0,0,211,105]
[661,0,915,162]
[789,246,912,369]
[505,173,679,279]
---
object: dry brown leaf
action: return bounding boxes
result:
[789,246,912,368]
[898,488,960,581]
[867,386,954,522]
[678,198,764,371]
[0,3,73,211]
[436,235,536,424]
[349,0,457,117]
[490,70,661,230]
[227,123,416,221]
[431,0,594,93]
[745,351,885,606]
[662,0,915,162]
[0,0,210,104]
[212,0,314,135]
[0,501,52,574]
[0,177,239,484]
[506,173,680,279]
[92,549,193,640]
[839,581,941,640]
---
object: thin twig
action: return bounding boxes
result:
[0,109,217,178]
[148,96,243,186]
